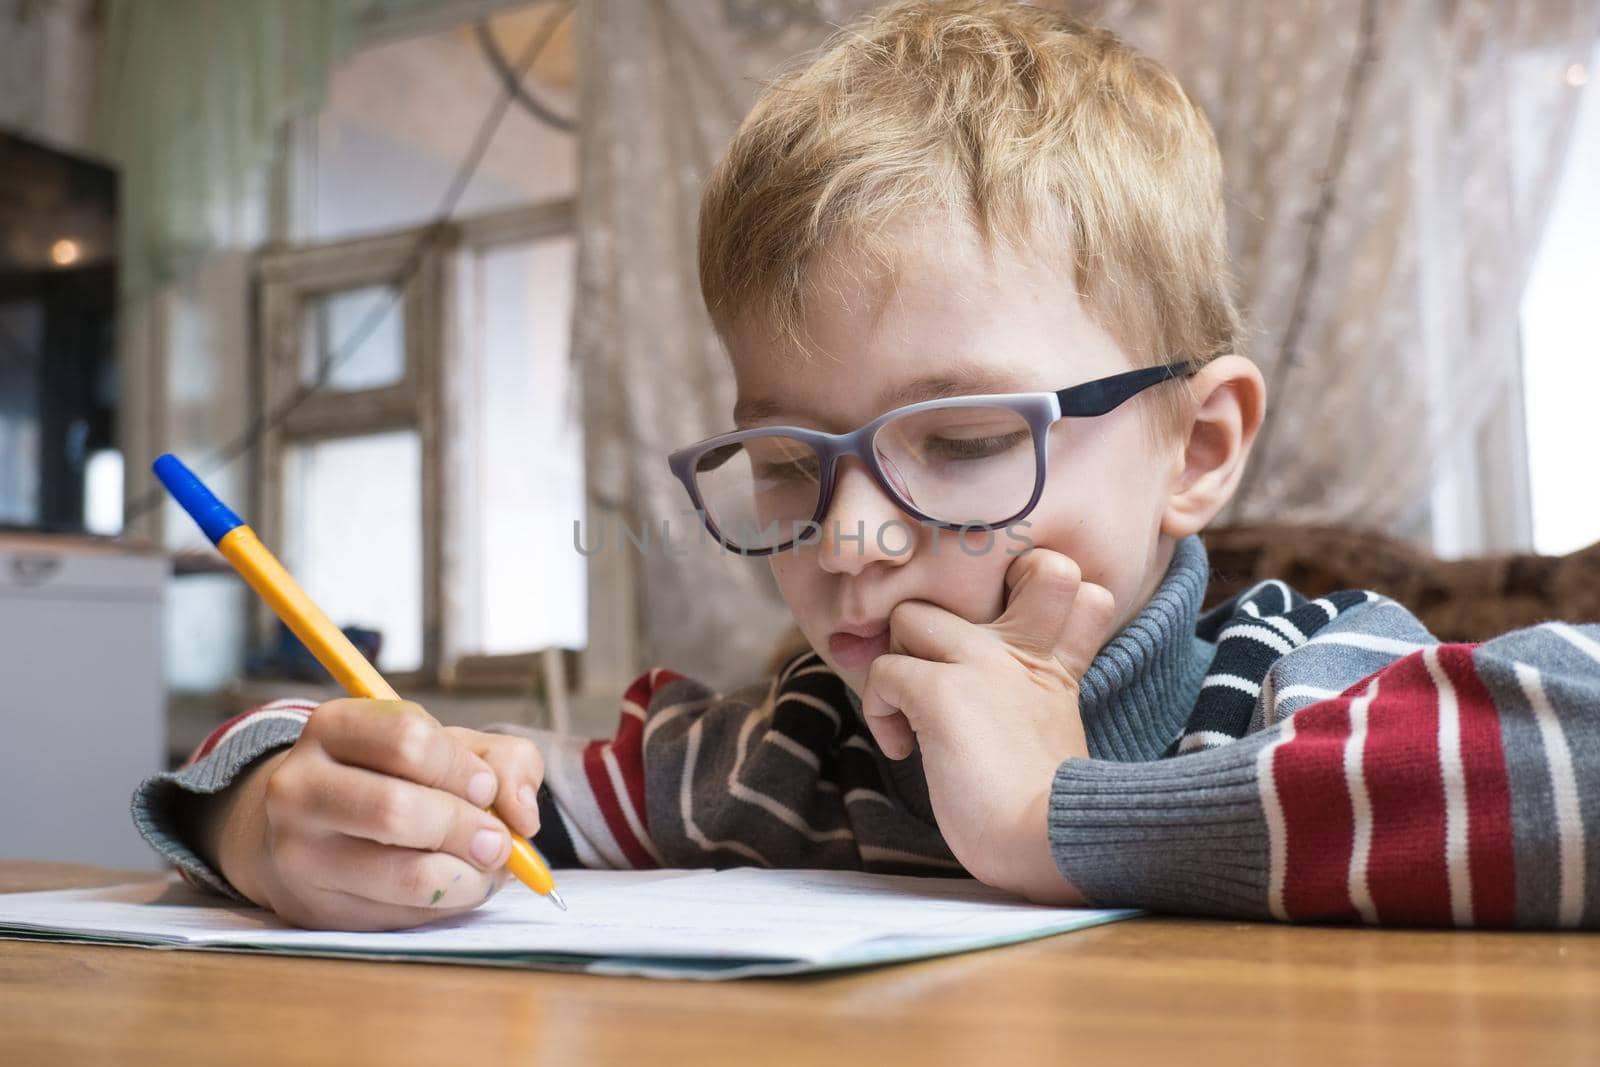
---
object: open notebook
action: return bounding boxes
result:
[0,867,1136,980]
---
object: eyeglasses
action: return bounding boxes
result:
[667,362,1199,556]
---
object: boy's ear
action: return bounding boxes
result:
[1159,355,1267,540]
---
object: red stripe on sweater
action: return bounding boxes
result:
[188,701,317,764]
[190,711,258,763]
[611,676,651,818]
[611,669,682,823]
[1360,652,1451,925]
[1274,697,1360,921]
[1445,644,1518,925]
[579,670,672,870]
[581,740,656,868]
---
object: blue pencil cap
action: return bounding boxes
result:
[152,454,244,545]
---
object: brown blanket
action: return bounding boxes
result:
[1202,523,1600,643]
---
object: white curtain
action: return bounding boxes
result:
[99,0,530,303]
[1083,0,1600,532]
[572,0,854,688]
[571,0,1600,685]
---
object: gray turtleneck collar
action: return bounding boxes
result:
[1075,534,1213,762]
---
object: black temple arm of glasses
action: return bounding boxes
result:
[1054,362,1201,417]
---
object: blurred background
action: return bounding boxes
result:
[0,0,1595,865]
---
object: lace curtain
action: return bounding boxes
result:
[571,0,851,690]
[572,0,1598,686]
[99,0,527,302]
[1081,0,1600,533]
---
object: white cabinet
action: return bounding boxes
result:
[0,539,165,868]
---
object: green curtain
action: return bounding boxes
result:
[97,0,451,302]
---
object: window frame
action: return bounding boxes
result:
[254,198,577,689]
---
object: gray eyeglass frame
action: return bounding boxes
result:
[667,362,1200,556]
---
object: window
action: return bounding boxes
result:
[255,7,583,687]
[452,229,585,659]
[1521,51,1600,557]
[257,200,581,684]
[258,226,446,683]
[286,430,425,670]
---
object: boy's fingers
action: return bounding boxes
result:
[1055,580,1118,678]
[860,653,927,760]
[312,700,499,809]
[886,599,971,663]
[290,759,511,872]
[299,836,500,918]
[450,728,545,838]
[992,549,1081,656]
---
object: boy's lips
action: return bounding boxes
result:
[828,619,890,670]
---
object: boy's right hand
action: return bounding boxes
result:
[201,699,545,931]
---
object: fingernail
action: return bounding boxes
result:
[467,771,495,808]
[471,828,504,865]
[519,784,538,809]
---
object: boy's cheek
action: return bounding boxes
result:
[1022,501,1163,635]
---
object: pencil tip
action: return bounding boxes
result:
[549,889,568,912]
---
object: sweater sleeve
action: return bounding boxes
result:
[486,669,683,871]
[1047,617,1600,928]
[130,700,315,901]
[131,685,652,894]
[130,690,636,896]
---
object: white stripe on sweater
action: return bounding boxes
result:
[1259,613,1310,646]
[1177,730,1238,753]
[726,708,855,843]
[1547,622,1600,667]
[786,663,841,682]
[1218,623,1295,656]
[1345,678,1379,924]
[600,745,668,866]
[775,690,842,728]
[1202,673,1262,698]
[1424,648,1473,925]
[640,693,716,748]
[767,730,821,770]
[680,717,770,865]
[210,706,313,753]
[1267,580,1293,612]
[540,737,628,869]
[1258,716,1297,922]
[1515,663,1585,927]
[1305,632,1425,657]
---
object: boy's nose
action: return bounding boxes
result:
[814,458,916,576]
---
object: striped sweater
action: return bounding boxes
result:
[133,535,1600,927]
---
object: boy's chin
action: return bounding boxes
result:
[828,659,870,699]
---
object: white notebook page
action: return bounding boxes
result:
[0,868,1136,978]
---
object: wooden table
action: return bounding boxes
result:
[2,862,1596,1066]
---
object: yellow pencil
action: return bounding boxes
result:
[154,453,566,911]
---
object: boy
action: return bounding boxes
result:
[135,0,1599,931]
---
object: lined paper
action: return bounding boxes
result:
[0,868,1136,979]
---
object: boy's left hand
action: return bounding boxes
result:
[859,548,1118,904]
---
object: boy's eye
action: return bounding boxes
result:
[754,456,820,483]
[921,430,1031,461]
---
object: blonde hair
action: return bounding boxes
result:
[697,0,1242,428]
